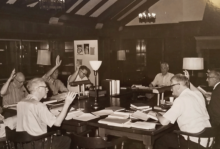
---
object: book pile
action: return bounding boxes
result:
[130,103,152,111]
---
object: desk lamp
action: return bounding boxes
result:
[183,58,204,76]
[89,61,102,110]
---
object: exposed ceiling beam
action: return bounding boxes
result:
[68,0,89,15]
[97,0,135,22]
[119,0,159,26]
[85,0,108,17]
[59,14,98,28]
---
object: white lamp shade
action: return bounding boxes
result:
[90,61,102,71]
[117,50,126,60]
[37,50,51,65]
[183,58,204,70]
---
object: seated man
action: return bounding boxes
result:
[16,78,77,149]
[149,62,174,87]
[155,74,211,149]
[67,65,91,92]
[43,55,68,96]
[0,69,28,106]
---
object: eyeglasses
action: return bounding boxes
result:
[170,83,180,88]
[15,78,25,84]
[38,86,48,89]
[80,70,87,77]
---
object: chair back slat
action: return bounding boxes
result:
[72,133,127,149]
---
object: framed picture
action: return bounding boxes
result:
[77,44,83,55]
[84,44,89,55]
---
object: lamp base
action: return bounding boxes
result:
[93,101,99,110]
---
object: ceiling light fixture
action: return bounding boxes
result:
[39,0,65,10]
[138,10,156,23]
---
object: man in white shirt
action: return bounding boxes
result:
[154,74,211,149]
[16,78,77,149]
[149,62,174,87]
[67,65,91,92]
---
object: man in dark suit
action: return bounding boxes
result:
[207,68,220,148]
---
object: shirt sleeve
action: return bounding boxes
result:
[57,80,68,92]
[151,74,159,86]
[37,103,56,127]
[163,98,184,124]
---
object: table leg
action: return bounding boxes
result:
[98,128,106,138]
[142,135,153,149]
[157,94,160,106]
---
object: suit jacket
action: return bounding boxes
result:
[208,83,220,127]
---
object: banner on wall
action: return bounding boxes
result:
[74,40,98,86]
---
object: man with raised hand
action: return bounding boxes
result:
[1,69,28,106]
[16,78,77,149]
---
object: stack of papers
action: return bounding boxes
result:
[107,112,130,119]
[98,118,130,127]
[72,113,99,121]
[130,103,151,110]
[131,122,156,130]
[131,111,158,121]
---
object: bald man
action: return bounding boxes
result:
[0,69,28,106]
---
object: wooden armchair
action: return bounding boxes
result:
[5,126,56,149]
[174,127,217,149]
[71,132,127,149]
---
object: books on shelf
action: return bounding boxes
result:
[105,106,125,112]
[131,122,156,130]
[98,118,130,127]
[107,112,130,119]
[130,103,150,109]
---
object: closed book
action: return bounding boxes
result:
[130,103,150,109]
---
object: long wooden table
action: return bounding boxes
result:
[61,90,175,149]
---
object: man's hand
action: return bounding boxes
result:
[183,70,190,79]
[55,55,62,67]
[149,83,153,87]
[65,92,77,105]
[9,69,16,81]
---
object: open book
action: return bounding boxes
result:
[131,111,158,121]
[107,112,130,119]
[131,122,156,130]
[92,109,114,116]
[98,118,130,127]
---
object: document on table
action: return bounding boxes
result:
[92,109,114,116]
[71,113,99,121]
[131,121,156,130]
[107,112,130,119]
[98,118,130,127]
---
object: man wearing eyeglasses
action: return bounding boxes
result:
[16,78,77,149]
[206,69,220,148]
[67,65,90,92]
[154,74,211,149]
[0,69,28,106]
[43,55,68,96]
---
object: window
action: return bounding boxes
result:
[136,39,146,68]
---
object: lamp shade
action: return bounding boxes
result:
[117,50,126,61]
[183,58,204,70]
[37,50,51,65]
[90,61,102,71]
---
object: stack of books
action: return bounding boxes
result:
[130,103,151,111]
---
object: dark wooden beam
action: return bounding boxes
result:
[59,14,98,28]
[85,0,108,17]
[68,0,89,15]
[111,0,142,21]
[119,0,159,26]
[97,0,135,22]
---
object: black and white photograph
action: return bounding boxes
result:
[0,1,219,149]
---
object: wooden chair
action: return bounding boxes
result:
[71,132,127,149]
[0,137,8,149]
[5,126,56,149]
[174,127,217,149]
